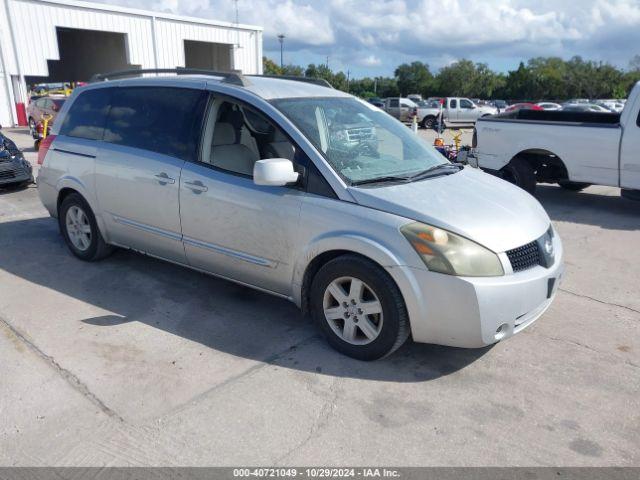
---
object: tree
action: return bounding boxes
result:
[394,62,434,96]
[263,57,282,75]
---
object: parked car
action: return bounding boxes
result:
[382,97,420,123]
[441,97,497,125]
[596,100,624,112]
[27,95,66,137]
[0,127,33,188]
[561,103,610,113]
[38,71,564,360]
[536,102,562,111]
[470,81,640,198]
[367,97,384,109]
[505,103,543,112]
[491,100,508,112]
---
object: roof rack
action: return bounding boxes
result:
[89,68,250,86]
[89,69,334,89]
[248,74,333,89]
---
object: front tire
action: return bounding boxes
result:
[421,116,436,129]
[502,157,536,194]
[58,193,113,261]
[310,255,409,360]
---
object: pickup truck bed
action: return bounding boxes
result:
[472,82,640,197]
[491,109,620,125]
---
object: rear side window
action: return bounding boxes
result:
[104,87,205,161]
[389,99,399,108]
[59,89,111,140]
[450,99,457,108]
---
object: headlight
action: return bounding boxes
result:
[401,222,504,277]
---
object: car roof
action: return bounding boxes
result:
[87,74,352,101]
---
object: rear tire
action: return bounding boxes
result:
[558,181,590,191]
[309,255,410,361]
[58,193,114,261]
[502,157,536,194]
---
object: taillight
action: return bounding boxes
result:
[472,128,477,148]
[37,134,56,165]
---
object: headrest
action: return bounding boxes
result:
[227,109,244,130]
[213,123,235,146]
[272,129,288,143]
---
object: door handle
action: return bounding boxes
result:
[154,172,176,185]
[184,180,208,193]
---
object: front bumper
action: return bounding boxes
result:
[0,156,33,185]
[390,233,564,348]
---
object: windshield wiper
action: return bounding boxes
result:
[350,175,412,186]
[407,163,462,181]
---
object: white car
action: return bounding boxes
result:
[470,81,640,199]
[536,102,562,111]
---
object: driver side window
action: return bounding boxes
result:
[201,99,296,177]
[460,99,473,109]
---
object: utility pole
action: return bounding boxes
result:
[346,69,350,93]
[277,34,285,69]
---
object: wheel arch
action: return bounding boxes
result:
[293,235,408,317]
[55,183,109,242]
[508,148,570,182]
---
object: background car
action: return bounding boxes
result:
[536,102,562,111]
[561,103,611,113]
[26,95,66,137]
[491,100,508,112]
[0,127,33,188]
[505,102,544,112]
[367,97,385,108]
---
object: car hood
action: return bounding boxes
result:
[347,167,550,253]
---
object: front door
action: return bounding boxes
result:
[448,98,459,122]
[179,97,303,295]
[458,98,476,122]
[95,85,206,263]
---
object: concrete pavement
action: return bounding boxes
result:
[0,127,638,466]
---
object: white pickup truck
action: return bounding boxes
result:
[470,81,640,199]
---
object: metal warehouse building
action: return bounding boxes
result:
[0,0,263,126]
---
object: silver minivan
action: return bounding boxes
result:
[37,71,564,360]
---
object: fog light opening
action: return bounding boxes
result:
[494,323,509,341]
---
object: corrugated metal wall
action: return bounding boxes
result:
[0,0,263,125]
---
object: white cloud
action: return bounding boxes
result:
[94,0,640,73]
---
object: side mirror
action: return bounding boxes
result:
[253,158,299,186]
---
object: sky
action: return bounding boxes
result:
[97,0,640,78]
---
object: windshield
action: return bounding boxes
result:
[271,97,449,185]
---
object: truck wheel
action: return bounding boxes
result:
[421,116,436,129]
[58,193,114,262]
[309,255,410,361]
[502,157,536,194]
[558,181,590,192]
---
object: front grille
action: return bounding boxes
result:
[507,241,541,272]
[0,170,16,180]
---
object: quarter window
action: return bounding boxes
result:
[103,87,205,161]
[449,99,457,109]
[389,99,399,108]
[59,88,111,140]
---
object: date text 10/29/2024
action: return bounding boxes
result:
[233,468,401,478]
